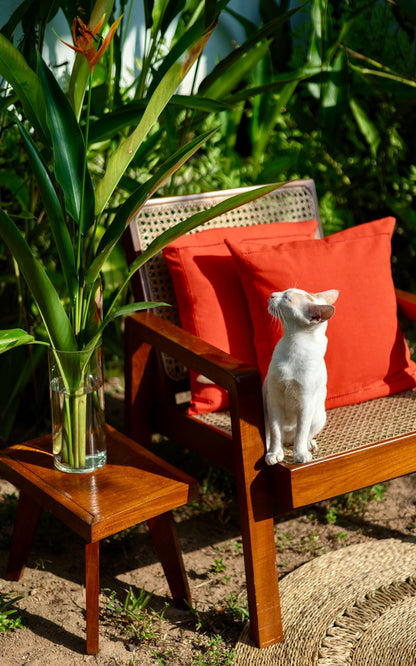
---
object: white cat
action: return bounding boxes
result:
[263,288,338,465]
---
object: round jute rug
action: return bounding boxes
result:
[234,539,416,665]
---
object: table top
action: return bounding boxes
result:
[0,425,198,542]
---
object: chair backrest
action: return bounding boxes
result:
[127,179,322,381]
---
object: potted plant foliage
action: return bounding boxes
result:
[0,2,277,472]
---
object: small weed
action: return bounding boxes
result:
[336,530,348,542]
[192,635,235,666]
[186,592,248,633]
[151,649,175,665]
[325,507,338,525]
[103,586,167,644]
[337,484,387,517]
[275,531,291,551]
[0,588,24,632]
[224,593,249,623]
[209,557,226,575]
[208,556,230,583]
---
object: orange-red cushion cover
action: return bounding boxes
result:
[226,217,416,408]
[163,220,319,414]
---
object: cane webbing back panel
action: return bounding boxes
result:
[193,390,416,462]
[129,180,321,381]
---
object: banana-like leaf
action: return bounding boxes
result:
[88,96,232,143]
[94,22,217,216]
[86,127,217,285]
[145,2,218,98]
[0,34,49,147]
[99,182,284,333]
[0,209,77,352]
[0,329,36,354]
[198,7,301,97]
[17,120,77,299]
[201,40,271,100]
[38,57,95,233]
[106,301,171,323]
[350,98,380,158]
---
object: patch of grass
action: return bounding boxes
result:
[336,484,387,518]
[186,591,248,634]
[275,531,292,551]
[103,586,167,644]
[191,634,235,665]
[0,588,24,632]
[325,506,339,525]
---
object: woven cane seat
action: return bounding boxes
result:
[193,390,416,462]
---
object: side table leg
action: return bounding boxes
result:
[85,541,100,655]
[147,511,192,606]
[6,491,42,581]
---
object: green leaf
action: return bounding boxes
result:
[0,34,49,147]
[0,209,77,352]
[88,96,232,144]
[106,301,171,323]
[198,7,300,98]
[350,98,380,158]
[38,57,95,233]
[101,182,285,333]
[16,120,77,300]
[0,329,36,354]
[86,127,217,285]
[94,23,217,216]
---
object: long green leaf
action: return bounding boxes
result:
[38,57,95,233]
[0,329,36,354]
[88,96,232,143]
[0,209,77,352]
[94,23,217,216]
[99,182,284,334]
[17,120,77,299]
[350,98,380,158]
[0,34,49,147]
[86,127,217,285]
[198,7,301,97]
[201,40,271,100]
[106,301,170,323]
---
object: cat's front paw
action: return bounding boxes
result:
[293,450,312,464]
[265,451,284,465]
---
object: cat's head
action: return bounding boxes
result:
[268,288,338,329]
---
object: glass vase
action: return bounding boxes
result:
[48,343,106,473]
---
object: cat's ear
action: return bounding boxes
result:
[315,289,339,305]
[307,304,335,324]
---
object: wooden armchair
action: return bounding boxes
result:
[123,179,416,648]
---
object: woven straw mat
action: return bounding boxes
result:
[234,539,416,665]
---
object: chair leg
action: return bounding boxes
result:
[232,387,284,647]
[5,491,42,581]
[85,541,100,655]
[238,497,283,647]
[147,511,192,607]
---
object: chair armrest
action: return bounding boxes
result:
[125,311,262,395]
[396,288,416,322]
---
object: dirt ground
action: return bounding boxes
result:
[1,388,416,665]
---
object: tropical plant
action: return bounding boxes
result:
[0,1,279,467]
[0,0,300,442]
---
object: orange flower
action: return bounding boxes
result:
[60,15,122,73]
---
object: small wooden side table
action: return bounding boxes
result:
[0,424,198,654]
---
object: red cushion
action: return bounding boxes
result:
[163,220,319,414]
[226,217,416,408]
